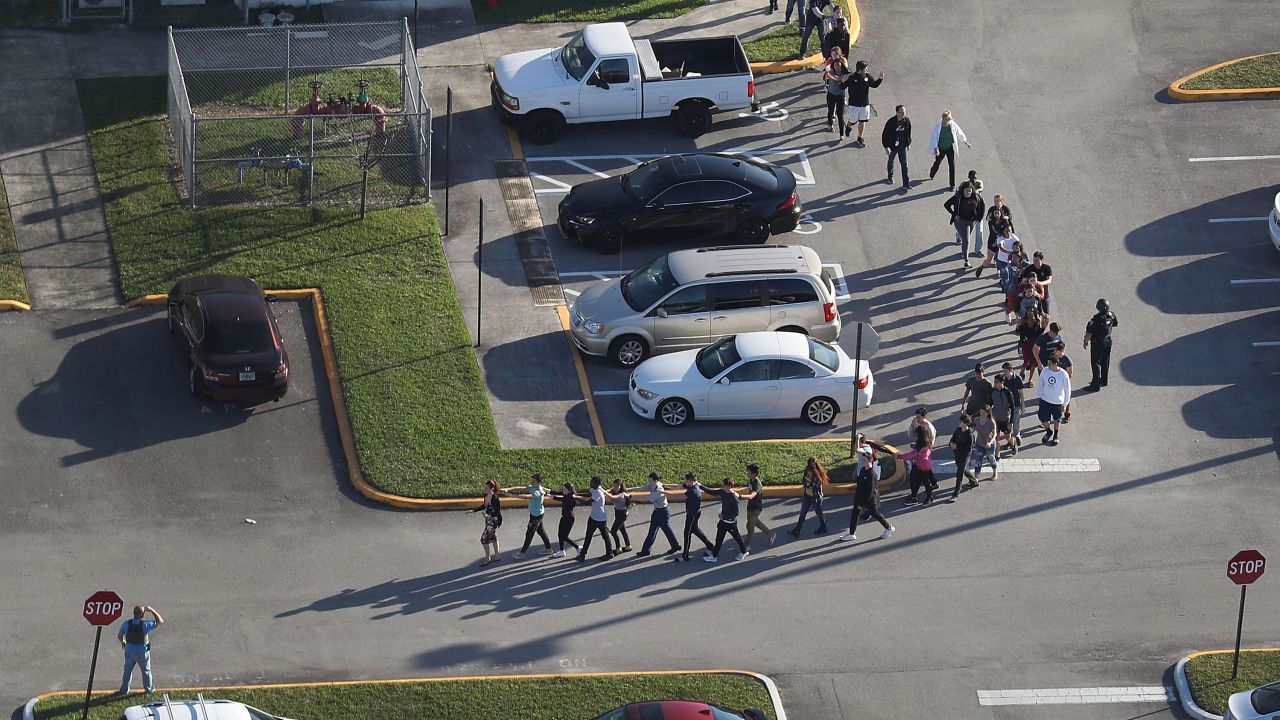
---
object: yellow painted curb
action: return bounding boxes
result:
[0,299,31,311]
[1169,51,1280,101]
[1184,647,1280,660]
[555,304,607,447]
[748,0,860,75]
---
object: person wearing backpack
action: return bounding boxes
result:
[117,604,164,694]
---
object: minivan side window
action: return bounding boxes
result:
[767,278,820,305]
[726,360,778,383]
[712,280,764,311]
[658,285,707,315]
[777,359,816,379]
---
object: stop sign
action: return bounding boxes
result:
[83,590,124,626]
[1227,549,1267,585]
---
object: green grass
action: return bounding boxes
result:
[472,0,705,24]
[0,0,62,27]
[0,172,30,303]
[34,673,775,719]
[743,3,849,63]
[1184,650,1280,716]
[81,75,856,499]
[1181,52,1280,90]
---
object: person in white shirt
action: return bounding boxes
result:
[577,476,617,561]
[1035,354,1071,446]
[631,472,681,557]
[927,109,972,190]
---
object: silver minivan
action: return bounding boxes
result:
[568,244,842,367]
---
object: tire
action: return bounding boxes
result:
[778,326,808,335]
[737,217,771,244]
[657,398,693,427]
[188,363,201,398]
[803,396,839,425]
[593,225,625,255]
[674,102,713,137]
[609,335,649,368]
[523,110,564,145]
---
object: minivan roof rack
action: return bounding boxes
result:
[695,244,787,253]
[704,268,798,278]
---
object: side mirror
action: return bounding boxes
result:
[167,299,180,307]
[718,376,731,386]
[264,294,279,303]
[742,711,767,720]
[655,307,669,319]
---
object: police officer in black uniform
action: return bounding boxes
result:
[1083,298,1119,391]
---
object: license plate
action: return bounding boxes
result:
[239,372,256,382]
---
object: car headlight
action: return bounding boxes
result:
[500,89,519,111]
[583,320,605,335]
[636,387,658,400]
[572,215,595,225]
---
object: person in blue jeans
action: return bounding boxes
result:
[881,105,912,190]
[630,472,680,557]
[117,604,164,694]
[787,456,829,536]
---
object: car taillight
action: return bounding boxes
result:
[822,301,835,323]
[777,191,797,211]
[856,375,869,390]
[747,80,755,99]
[277,362,288,379]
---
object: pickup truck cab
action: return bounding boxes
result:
[491,22,758,144]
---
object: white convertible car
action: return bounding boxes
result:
[628,331,873,427]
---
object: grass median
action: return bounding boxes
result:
[743,2,849,63]
[1179,52,1280,91]
[471,0,705,24]
[34,672,775,720]
[80,75,853,499]
[1184,649,1280,716]
[0,172,31,304]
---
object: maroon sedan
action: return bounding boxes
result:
[167,275,289,404]
[591,701,767,720]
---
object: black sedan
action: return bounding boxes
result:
[557,153,801,254]
[167,274,289,404]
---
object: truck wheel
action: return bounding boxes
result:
[523,111,564,144]
[674,103,712,137]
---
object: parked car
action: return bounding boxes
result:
[167,274,289,404]
[1269,189,1280,252]
[569,244,841,367]
[590,701,767,720]
[557,153,802,253]
[1225,680,1280,720]
[628,331,873,427]
[491,22,757,144]
[122,694,294,720]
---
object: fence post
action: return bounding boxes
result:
[308,115,315,204]
[444,86,451,236]
[284,27,291,113]
[189,117,198,210]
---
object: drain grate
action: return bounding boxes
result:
[495,160,564,307]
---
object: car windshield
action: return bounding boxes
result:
[696,336,742,379]
[620,255,679,311]
[808,337,840,372]
[206,318,274,355]
[710,708,748,720]
[623,160,668,202]
[1253,684,1280,714]
[560,31,596,81]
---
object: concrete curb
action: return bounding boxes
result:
[1168,51,1280,101]
[0,299,32,311]
[1173,647,1280,720]
[748,0,860,75]
[24,669,788,720]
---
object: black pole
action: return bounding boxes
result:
[848,322,864,457]
[444,87,452,236]
[413,0,419,47]
[1232,584,1247,680]
[475,198,483,348]
[81,626,103,720]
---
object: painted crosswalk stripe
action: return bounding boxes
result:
[977,686,1174,706]
[1208,216,1268,223]
[933,458,1101,472]
[1189,154,1280,162]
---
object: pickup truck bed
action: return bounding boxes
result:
[635,37,752,81]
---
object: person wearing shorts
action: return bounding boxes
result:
[1036,355,1071,446]
[843,60,883,146]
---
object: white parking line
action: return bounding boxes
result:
[977,686,1174,706]
[592,390,630,396]
[562,288,580,298]
[1189,154,1280,162]
[1209,216,1269,223]
[821,262,851,300]
[1230,278,1280,284]
[560,270,627,280]
[933,458,1101,472]
[1253,341,1280,347]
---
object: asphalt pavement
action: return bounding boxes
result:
[2,0,1280,718]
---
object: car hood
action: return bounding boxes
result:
[631,348,706,387]
[562,176,633,217]
[573,277,636,320]
[494,48,571,94]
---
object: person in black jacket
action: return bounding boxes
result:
[943,184,986,267]
[823,16,850,65]
[839,448,894,541]
[843,60,883,146]
[881,104,911,190]
[947,415,979,501]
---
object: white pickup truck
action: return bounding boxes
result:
[491,22,758,144]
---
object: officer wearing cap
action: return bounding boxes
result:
[1083,298,1119,391]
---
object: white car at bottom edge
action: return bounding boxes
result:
[628,331,873,427]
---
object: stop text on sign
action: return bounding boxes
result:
[84,600,122,616]
[1229,558,1264,576]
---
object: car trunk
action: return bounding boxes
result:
[206,350,281,388]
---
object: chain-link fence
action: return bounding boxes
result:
[166,20,430,208]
